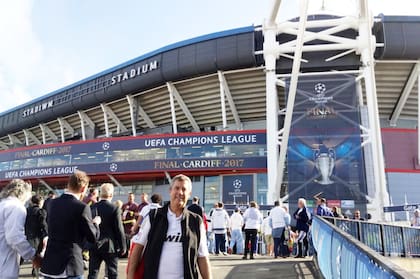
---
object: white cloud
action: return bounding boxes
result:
[0,0,78,113]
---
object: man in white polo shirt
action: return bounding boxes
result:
[127,174,212,279]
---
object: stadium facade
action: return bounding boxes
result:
[0,7,420,218]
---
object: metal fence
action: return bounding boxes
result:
[325,217,420,257]
[312,216,415,279]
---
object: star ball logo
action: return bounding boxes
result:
[102,142,110,151]
[233,179,242,193]
[314,82,326,96]
[109,163,118,172]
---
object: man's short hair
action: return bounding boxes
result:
[100,183,114,198]
[31,194,43,205]
[320,198,327,203]
[150,193,162,204]
[274,201,280,206]
[47,190,55,196]
[68,170,90,192]
[250,201,257,208]
[1,179,32,202]
[170,174,192,190]
[217,202,224,208]
[234,208,240,213]
[192,196,200,203]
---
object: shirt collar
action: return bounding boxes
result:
[64,191,81,200]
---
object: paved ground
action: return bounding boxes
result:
[19,255,321,278]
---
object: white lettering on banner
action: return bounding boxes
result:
[22,100,54,118]
[4,166,78,179]
[110,60,159,85]
[145,134,258,148]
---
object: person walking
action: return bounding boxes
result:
[83,188,99,206]
[188,196,204,217]
[127,174,212,279]
[88,183,126,279]
[242,201,263,260]
[0,179,42,279]
[211,202,230,255]
[40,170,101,279]
[261,212,273,256]
[229,208,244,254]
[411,209,420,227]
[42,190,56,212]
[293,198,310,258]
[316,198,333,217]
[121,192,138,257]
[270,201,290,258]
[25,194,48,277]
[131,193,163,235]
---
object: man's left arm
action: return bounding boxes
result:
[197,222,212,279]
[114,207,127,254]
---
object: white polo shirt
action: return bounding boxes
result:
[135,208,208,279]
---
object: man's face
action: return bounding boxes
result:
[170,180,191,209]
[128,194,134,203]
[354,211,361,219]
[140,194,147,203]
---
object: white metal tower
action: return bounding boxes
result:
[262,0,390,221]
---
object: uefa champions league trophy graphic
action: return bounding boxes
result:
[314,148,335,185]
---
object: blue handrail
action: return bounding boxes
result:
[312,216,414,279]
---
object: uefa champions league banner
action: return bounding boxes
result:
[222,175,254,205]
[286,74,368,209]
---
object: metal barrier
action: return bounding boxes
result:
[325,217,420,257]
[312,216,415,279]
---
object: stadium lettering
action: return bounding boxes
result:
[22,100,54,118]
[110,60,159,85]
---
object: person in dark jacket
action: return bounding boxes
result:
[40,170,101,279]
[127,174,212,279]
[88,183,126,279]
[293,198,310,258]
[25,194,48,276]
[42,190,56,212]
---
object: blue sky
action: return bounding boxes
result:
[0,0,419,113]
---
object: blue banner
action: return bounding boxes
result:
[222,175,254,205]
[286,75,367,211]
[0,131,266,161]
[0,157,267,180]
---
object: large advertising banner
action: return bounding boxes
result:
[222,175,254,205]
[286,75,367,212]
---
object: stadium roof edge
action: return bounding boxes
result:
[0,25,256,117]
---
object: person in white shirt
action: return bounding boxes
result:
[261,212,273,256]
[270,201,290,258]
[211,202,230,255]
[0,179,42,279]
[130,193,163,236]
[242,201,263,260]
[229,208,244,254]
[412,209,420,227]
[127,174,212,279]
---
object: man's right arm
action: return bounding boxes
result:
[80,204,99,243]
[198,257,212,279]
[127,243,144,279]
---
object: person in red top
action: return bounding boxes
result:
[121,193,138,257]
[136,193,149,218]
[83,188,98,206]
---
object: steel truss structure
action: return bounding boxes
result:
[263,0,396,221]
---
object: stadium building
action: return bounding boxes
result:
[0,4,420,218]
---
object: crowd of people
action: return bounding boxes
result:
[0,172,418,279]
